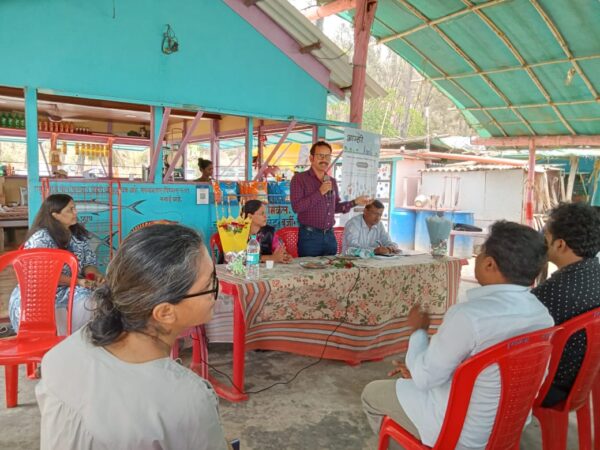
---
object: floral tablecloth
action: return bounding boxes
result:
[208,254,463,362]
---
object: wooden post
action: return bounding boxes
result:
[350,0,378,126]
[526,139,536,227]
[211,119,220,181]
[25,87,40,224]
[245,118,254,181]
[565,156,579,202]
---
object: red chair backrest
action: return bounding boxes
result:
[209,232,224,263]
[273,227,299,258]
[535,307,600,413]
[433,327,556,449]
[0,249,78,337]
[333,227,344,254]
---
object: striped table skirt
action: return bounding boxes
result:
[208,254,463,362]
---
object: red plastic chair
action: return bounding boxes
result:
[533,307,600,450]
[209,232,223,263]
[593,376,600,450]
[0,248,78,408]
[171,325,208,379]
[333,226,344,254]
[273,227,299,258]
[378,327,557,450]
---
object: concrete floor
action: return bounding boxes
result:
[0,261,583,449]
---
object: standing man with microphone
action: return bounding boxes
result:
[290,141,370,257]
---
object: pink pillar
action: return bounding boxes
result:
[211,119,220,180]
[526,139,536,227]
[350,0,378,126]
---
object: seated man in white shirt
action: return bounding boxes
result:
[361,220,554,449]
[342,200,399,255]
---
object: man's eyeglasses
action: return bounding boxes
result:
[180,269,219,300]
[313,153,332,160]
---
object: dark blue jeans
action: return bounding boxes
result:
[298,225,337,257]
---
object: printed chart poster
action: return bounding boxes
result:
[339,128,381,224]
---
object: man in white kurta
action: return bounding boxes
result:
[361,220,554,449]
[342,200,397,255]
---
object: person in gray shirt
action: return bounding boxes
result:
[36,224,229,450]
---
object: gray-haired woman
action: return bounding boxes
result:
[35,224,228,450]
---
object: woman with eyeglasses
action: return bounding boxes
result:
[8,194,103,334]
[35,224,228,450]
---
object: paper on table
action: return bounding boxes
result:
[398,249,429,256]
[373,254,401,260]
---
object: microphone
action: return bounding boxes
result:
[323,174,332,198]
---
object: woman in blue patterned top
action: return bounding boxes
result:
[8,194,104,333]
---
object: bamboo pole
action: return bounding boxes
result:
[395,0,536,135]
[525,139,536,226]
[428,54,600,82]
[459,99,598,112]
[378,0,509,44]
[529,0,598,100]
[565,156,579,201]
[459,0,575,135]
[397,37,509,136]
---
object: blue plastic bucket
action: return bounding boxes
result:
[390,208,416,250]
[414,210,437,252]
[444,211,475,257]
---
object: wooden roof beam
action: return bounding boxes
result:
[395,0,536,135]
[428,54,600,82]
[529,0,598,100]
[472,136,600,148]
[394,32,508,136]
[378,0,509,44]
[459,0,575,135]
[304,0,357,21]
[415,151,527,166]
[460,98,599,112]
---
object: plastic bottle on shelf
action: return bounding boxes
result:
[246,234,260,280]
[0,113,7,128]
[7,114,14,128]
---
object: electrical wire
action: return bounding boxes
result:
[314,46,353,61]
[190,264,363,395]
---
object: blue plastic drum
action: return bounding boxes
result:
[444,211,475,258]
[390,208,416,250]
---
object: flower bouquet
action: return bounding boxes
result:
[217,216,252,254]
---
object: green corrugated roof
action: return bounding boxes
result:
[340,0,600,137]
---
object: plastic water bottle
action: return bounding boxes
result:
[246,234,260,280]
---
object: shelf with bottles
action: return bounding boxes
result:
[0,126,150,146]
[0,112,25,129]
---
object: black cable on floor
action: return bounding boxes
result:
[191,265,363,395]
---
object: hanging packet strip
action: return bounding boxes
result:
[219,181,239,204]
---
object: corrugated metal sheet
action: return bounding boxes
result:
[420,164,519,173]
[259,1,387,99]
[420,164,557,173]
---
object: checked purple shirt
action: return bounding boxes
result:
[290,168,354,230]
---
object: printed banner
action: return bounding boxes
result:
[339,128,381,224]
